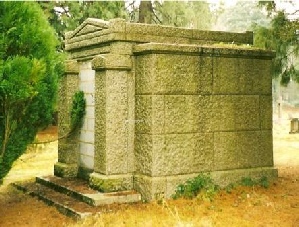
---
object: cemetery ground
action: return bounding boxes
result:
[0,110,299,227]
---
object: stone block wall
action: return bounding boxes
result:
[57,18,277,201]
[133,44,275,199]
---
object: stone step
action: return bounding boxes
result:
[36,176,141,206]
[12,176,141,219]
[12,181,98,220]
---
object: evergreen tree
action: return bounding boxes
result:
[0,2,61,180]
[154,1,212,29]
[214,1,270,32]
[38,1,128,48]
[124,0,212,29]
[255,1,299,85]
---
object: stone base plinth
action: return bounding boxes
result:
[54,162,78,178]
[210,167,278,187]
[134,167,278,201]
[89,172,133,192]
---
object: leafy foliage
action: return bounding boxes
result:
[0,2,61,180]
[131,0,212,29]
[70,91,86,133]
[155,1,212,29]
[254,4,299,85]
[38,1,128,49]
[214,1,270,32]
[172,173,219,200]
[240,176,270,189]
[214,1,299,86]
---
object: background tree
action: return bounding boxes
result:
[38,1,128,49]
[213,1,270,32]
[154,1,212,29]
[126,0,212,29]
[214,0,299,86]
[0,2,61,180]
[255,1,299,85]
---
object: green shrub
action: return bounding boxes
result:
[240,176,270,188]
[225,183,236,194]
[240,177,256,187]
[70,91,86,133]
[172,173,219,200]
[0,2,61,181]
[259,176,270,188]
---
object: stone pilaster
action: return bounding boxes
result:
[90,52,135,192]
[54,60,80,177]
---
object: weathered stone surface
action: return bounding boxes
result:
[211,95,260,131]
[58,142,79,164]
[106,70,128,93]
[135,133,214,176]
[93,69,132,175]
[89,173,133,192]
[56,67,80,179]
[79,155,94,170]
[210,167,278,187]
[135,54,154,95]
[135,166,278,200]
[58,74,79,137]
[260,95,273,130]
[54,162,78,178]
[70,45,110,60]
[134,175,167,201]
[213,57,272,95]
[135,134,153,176]
[92,54,132,70]
[110,42,133,55]
[94,71,106,174]
[213,131,273,171]
[65,60,79,74]
[164,96,202,133]
[136,94,261,134]
[126,71,136,174]
[135,95,164,134]
[135,53,213,95]
[260,130,274,167]
[66,18,258,60]
[152,133,214,176]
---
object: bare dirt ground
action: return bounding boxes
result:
[0,110,299,227]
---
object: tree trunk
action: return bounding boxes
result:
[1,109,11,158]
[138,0,153,24]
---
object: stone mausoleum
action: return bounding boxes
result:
[55,18,277,200]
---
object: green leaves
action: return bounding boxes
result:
[0,2,60,181]
[70,91,86,132]
[0,56,44,104]
[254,7,299,84]
[147,1,212,29]
[173,173,219,200]
[214,1,270,32]
[38,1,127,49]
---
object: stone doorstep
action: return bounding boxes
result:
[36,176,141,206]
[12,176,141,220]
[12,182,95,220]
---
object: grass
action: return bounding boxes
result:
[1,109,299,227]
[1,141,57,187]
